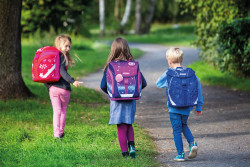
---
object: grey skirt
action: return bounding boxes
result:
[109,100,136,125]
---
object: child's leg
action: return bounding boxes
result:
[127,124,134,142]
[49,87,62,138]
[169,113,184,155]
[127,124,136,158]
[59,90,70,137]
[181,115,198,159]
[181,115,194,145]
[117,123,128,152]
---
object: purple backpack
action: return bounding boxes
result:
[106,61,142,100]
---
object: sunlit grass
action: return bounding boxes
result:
[188,61,250,91]
[0,39,157,167]
[91,23,196,47]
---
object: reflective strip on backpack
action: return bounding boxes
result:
[168,93,177,106]
[120,94,134,98]
[168,76,177,106]
[194,97,198,105]
[108,90,113,97]
[41,64,56,78]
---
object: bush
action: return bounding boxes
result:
[180,0,249,74]
[217,18,250,77]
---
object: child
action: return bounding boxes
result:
[156,47,203,162]
[45,34,83,140]
[100,37,147,158]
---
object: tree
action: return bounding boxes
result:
[120,0,132,33]
[0,0,33,99]
[114,0,120,21]
[135,0,142,34]
[99,0,105,37]
[21,0,91,35]
[144,0,156,33]
[180,0,249,64]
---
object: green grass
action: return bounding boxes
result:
[188,61,250,91]
[91,23,196,47]
[0,39,157,167]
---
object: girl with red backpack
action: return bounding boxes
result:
[45,34,83,140]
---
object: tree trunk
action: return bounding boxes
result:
[114,0,120,21]
[0,0,33,99]
[135,0,142,34]
[144,0,156,34]
[99,0,105,37]
[120,0,132,34]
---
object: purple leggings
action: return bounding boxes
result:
[117,123,134,152]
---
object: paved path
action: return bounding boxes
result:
[81,43,250,167]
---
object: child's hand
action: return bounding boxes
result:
[196,111,202,116]
[73,81,83,87]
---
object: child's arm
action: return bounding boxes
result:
[60,55,75,84]
[156,70,168,88]
[100,69,108,94]
[195,77,203,116]
[141,73,147,89]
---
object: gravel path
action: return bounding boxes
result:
[81,43,250,167]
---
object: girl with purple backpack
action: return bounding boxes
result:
[100,37,147,158]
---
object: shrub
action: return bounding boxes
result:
[217,18,250,77]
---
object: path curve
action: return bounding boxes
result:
[81,43,250,167]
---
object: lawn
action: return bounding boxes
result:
[188,61,250,91]
[91,23,196,47]
[0,39,157,167]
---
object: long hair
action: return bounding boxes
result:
[103,37,134,71]
[54,34,75,67]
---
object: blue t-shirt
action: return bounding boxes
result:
[156,67,203,115]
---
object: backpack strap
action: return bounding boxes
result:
[167,67,195,78]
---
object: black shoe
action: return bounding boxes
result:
[122,151,129,158]
[60,133,65,138]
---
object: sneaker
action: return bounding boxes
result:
[129,145,136,158]
[174,153,185,162]
[122,151,129,158]
[60,133,65,138]
[188,141,198,159]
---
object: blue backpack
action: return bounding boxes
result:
[166,67,198,107]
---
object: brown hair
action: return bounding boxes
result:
[103,37,134,70]
[54,34,75,67]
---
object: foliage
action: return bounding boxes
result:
[21,0,196,37]
[180,0,249,76]
[188,61,250,91]
[21,0,92,36]
[217,18,250,77]
[155,0,195,23]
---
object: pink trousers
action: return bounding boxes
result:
[49,86,70,138]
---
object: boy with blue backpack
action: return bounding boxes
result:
[156,47,203,162]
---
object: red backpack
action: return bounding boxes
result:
[32,46,61,83]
